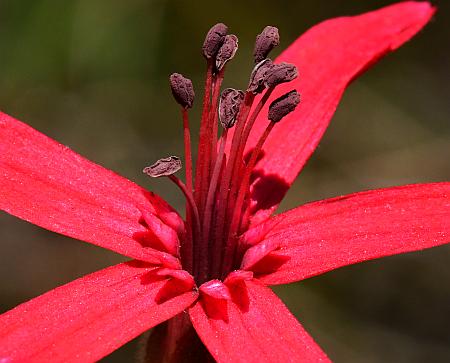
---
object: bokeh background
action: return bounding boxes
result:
[1,0,449,361]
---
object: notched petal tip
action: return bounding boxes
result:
[198,280,230,321]
[156,268,196,290]
[224,270,254,286]
[143,156,182,178]
[199,280,231,300]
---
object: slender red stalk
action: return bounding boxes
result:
[181,108,194,272]
[182,108,193,194]
[203,129,228,278]
[194,61,214,209]
[227,87,275,216]
[209,68,225,180]
[214,92,255,253]
[221,122,275,277]
[197,69,225,220]
[167,175,202,276]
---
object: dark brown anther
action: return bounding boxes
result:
[253,26,280,64]
[216,34,238,72]
[202,23,228,60]
[143,156,182,177]
[265,62,298,88]
[219,88,245,128]
[247,59,273,94]
[169,73,195,109]
[268,90,300,123]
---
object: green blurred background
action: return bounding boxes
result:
[1,0,449,361]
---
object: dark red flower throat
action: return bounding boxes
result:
[144,24,300,285]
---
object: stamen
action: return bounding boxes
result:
[202,128,228,279]
[222,90,301,276]
[169,73,195,273]
[202,23,228,60]
[253,26,280,64]
[144,23,301,285]
[268,90,301,122]
[169,73,195,192]
[204,89,243,278]
[195,23,228,216]
[221,122,276,276]
[264,62,298,88]
[144,157,200,275]
[215,34,239,72]
[226,65,298,226]
[181,109,194,197]
[223,63,298,253]
[209,35,238,185]
[226,87,275,223]
[195,71,226,283]
[166,173,202,278]
[228,63,298,184]
[206,69,225,197]
[213,91,255,263]
[218,88,245,129]
[143,156,182,177]
[169,73,195,109]
[247,59,274,94]
[194,61,214,210]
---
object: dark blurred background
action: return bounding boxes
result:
[1,0,449,362]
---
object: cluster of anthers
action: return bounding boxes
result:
[144,23,300,285]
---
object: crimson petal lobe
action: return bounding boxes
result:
[0,261,198,362]
[0,112,183,265]
[189,278,329,363]
[243,2,435,227]
[241,183,450,285]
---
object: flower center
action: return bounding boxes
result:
[144,23,300,285]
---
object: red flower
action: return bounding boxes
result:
[0,2,449,362]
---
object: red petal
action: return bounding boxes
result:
[0,112,183,265]
[0,261,198,362]
[242,2,435,227]
[241,183,450,285]
[190,278,329,363]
